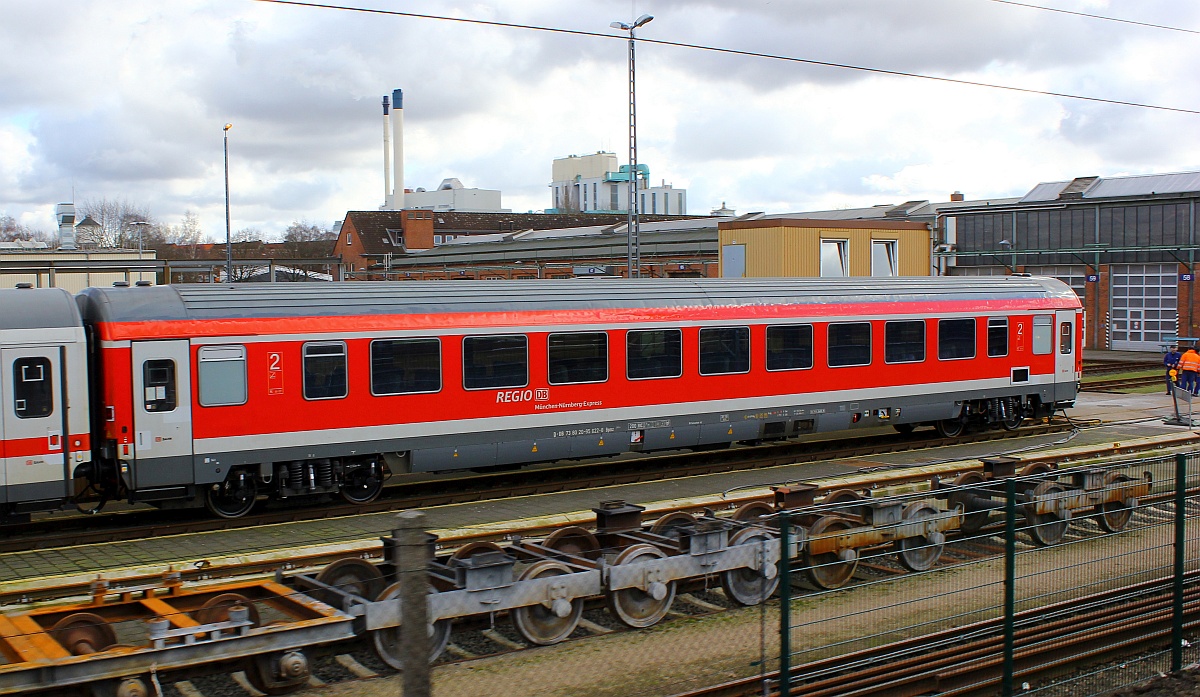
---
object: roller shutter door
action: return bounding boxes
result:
[1110,263,1177,351]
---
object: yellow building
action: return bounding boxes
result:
[718,218,931,278]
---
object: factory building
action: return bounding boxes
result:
[548,152,686,215]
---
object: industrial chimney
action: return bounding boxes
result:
[382,96,392,210]
[391,88,404,210]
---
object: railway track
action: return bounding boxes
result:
[1083,359,1160,376]
[0,421,1077,555]
[675,570,1200,697]
[1081,375,1163,391]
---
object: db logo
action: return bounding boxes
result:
[535,389,549,401]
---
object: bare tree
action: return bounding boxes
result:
[0,215,52,243]
[78,197,154,248]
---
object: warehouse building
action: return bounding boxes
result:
[940,170,1200,351]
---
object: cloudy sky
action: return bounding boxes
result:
[2,0,1198,240]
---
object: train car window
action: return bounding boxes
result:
[463,335,528,390]
[884,321,925,364]
[627,329,683,379]
[548,332,608,385]
[699,327,750,375]
[766,325,813,371]
[372,339,442,395]
[938,319,976,360]
[303,342,348,400]
[1032,315,1053,355]
[1059,322,1074,354]
[198,346,248,407]
[828,323,871,367]
[13,357,53,419]
[988,318,1009,357]
[142,359,177,412]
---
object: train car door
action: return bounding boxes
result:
[1054,310,1077,401]
[0,347,65,504]
[131,340,193,488]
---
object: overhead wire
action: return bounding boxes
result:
[980,0,1200,35]
[254,0,1200,116]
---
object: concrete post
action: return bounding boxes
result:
[396,510,431,696]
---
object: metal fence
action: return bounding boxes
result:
[776,452,1200,697]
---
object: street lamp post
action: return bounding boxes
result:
[129,220,150,283]
[999,239,1016,273]
[223,123,233,284]
[610,14,653,279]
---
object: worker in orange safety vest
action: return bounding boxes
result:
[1180,345,1200,395]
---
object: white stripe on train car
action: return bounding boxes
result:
[192,374,1057,456]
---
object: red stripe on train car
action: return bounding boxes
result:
[94,299,1078,341]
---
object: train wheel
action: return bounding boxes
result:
[721,527,779,606]
[893,423,916,434]
[1096,472,1135,533]
[732,501,774,522]
[371,582,452,670]
[935,418,966,438]
[1025,480,1069,546]
[510,561,583,645]
[89,677,152,697]
[895,502,945,572]
[204,473,257,519]
[823,488,862,510]
[949,471,991,534]
[313,558,384,610]
[803,516,859,590]
[451,541,506,560]
[243,651,310,695]
[339,465,384,504]
[1000,409,1025,431]
[50,613,117,655]
[196,593,261,627]
[650,512,696,541]
[542,526,601,560]
[606,544,675,628]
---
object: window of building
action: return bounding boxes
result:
[828,323,871,367]
[938,319,976,360]
[463,335,528,389]
[678,193,684,213]
[554,187,560,209]
[372,339,441,395]
[198,346,247,406]
[664,194,670,215]
[610,185,619,210]
[627,329,682,379]
[582,184,588,210]
[699,327,750,375]
[592,183,598,209]
[143,359,177,412]
[766,325,813,371]
[345,232,353,246]
[652,193,657,214]
[13,357,53,419]
[1033,315,1053,354]
[820,240,849,277]
[640,193,646,212]
[884,321,925,363]
[871,240,897,277]
[988,318,1009,357]
[303,342,348,400]
[548,332,608,384]
[1060,321,1073,354]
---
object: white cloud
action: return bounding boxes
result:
[1,0,1199,237]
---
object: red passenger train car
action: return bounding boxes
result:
[0,276,1081,518]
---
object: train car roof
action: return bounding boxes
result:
[76,276,1080,324]
[0,287,82,330]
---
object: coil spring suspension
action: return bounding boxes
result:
[315,461,334,488]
